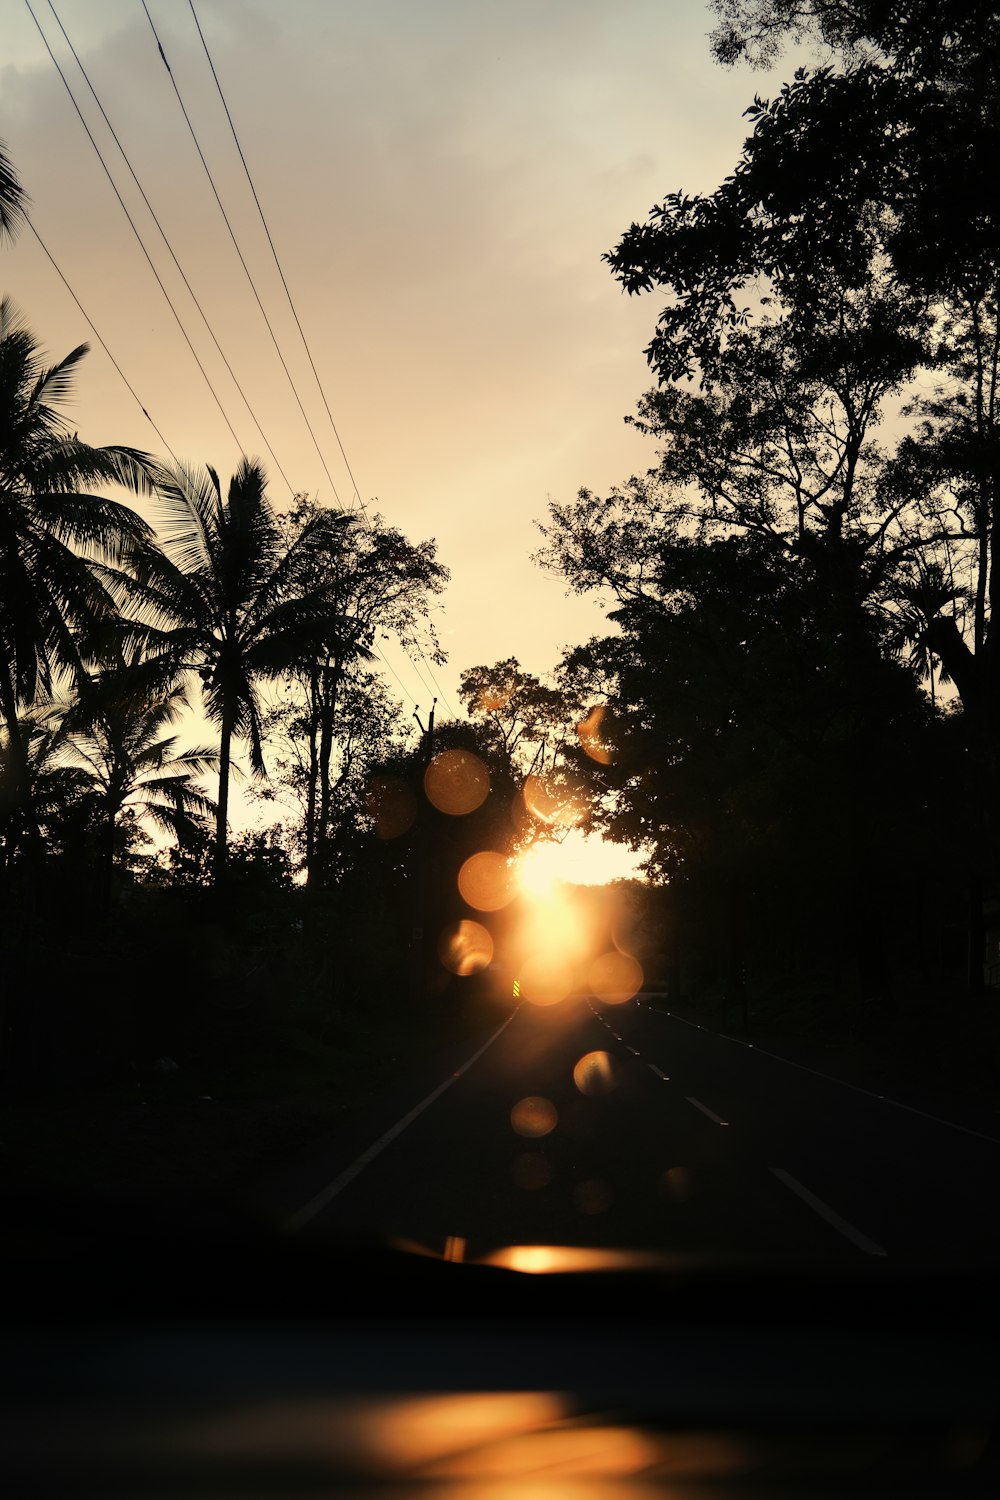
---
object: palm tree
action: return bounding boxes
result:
[58,653,219,905]
[0,702,92,874]
[0,138,26,242]
[142,458,354,877]
[0,297,156,864]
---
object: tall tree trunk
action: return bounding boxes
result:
[0,670,40,1089]
[315,660,342,887]
[304,666,320,886]
[0,670,33,858]
[99,805,116,914]
[214,712,233,882]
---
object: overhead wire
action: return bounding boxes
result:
[186,0,368,524]
[23,214,178,462]
[31,0,452,720]
[176,0,457,718]
[39,0,296,498]
[140,0,348,511]
[24,0,268,482]
[29,0,432,713]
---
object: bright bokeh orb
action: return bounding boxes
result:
[424,749,489,816]
[587,950,644,1005]
[510,1096,558,1138]
[438,919,494,976]
[518,953,574,1007]
[573,1050,617,1097]
[457,850,516,911]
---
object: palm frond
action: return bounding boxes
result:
[217,458,282,609]
[148,460,222,577]
[28,344,90,410]
[133,800,214,841]
[29,441,157,501]
[251,508,357,619]
[133,771,217,808]
[157,746,220,777]
[0,144,27,240]
[35,490,153,560]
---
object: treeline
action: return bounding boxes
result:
[0,143,456,1090]
[529,0,1000,1016]
[4,0,1000,1097]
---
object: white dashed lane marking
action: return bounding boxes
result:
[687,1096,729,1126]
[770,1168,886,1257]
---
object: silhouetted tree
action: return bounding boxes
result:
[0,298,155,872]
[58,662,217,908]
[139,459,354,879]
[550,529,953,1008]
[597,0,1000,985]
[259,667,414,885]
[274,499,448,887]
[458,657,576,776]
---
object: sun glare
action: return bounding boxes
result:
[515,841,565,899]
[515,831,644,896]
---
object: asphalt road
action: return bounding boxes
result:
[283,994,1000,1268]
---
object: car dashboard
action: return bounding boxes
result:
[4,1206,1000,1496]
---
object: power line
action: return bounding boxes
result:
[186,0,458,718]
[140,0,346,509]
[25,0,257,472]
[40,0,296,498]
[23,213,179,461]
[186,0,368,524]
[23,13,446,728]
[144,1,455,720]
[26,226,426,715]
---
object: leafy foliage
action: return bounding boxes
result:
[0,138,26,243]
[135,461,365,875]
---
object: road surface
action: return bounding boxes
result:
[279,994,1000,1267]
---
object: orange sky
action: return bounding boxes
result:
[2,1,790,876]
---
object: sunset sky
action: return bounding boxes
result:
[2,0,791,874]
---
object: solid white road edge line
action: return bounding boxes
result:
[770,1167,887,1257]
[283,1011,519,1233]
[658,1008,1000,1147]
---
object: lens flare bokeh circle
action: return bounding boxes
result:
[437,919,494,976]
[424,749,490,816]
[587,950,643,1005]
[510,1096,558,1138]
[572,1050,618,1096]
[518,954,575,1007]
[457,850,516,912]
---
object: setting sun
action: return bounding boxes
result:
[515,841,565,899]
[515,832,645,896]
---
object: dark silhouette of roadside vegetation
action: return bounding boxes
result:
[4,0,1000,1229]
[535,0,1000,1045]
